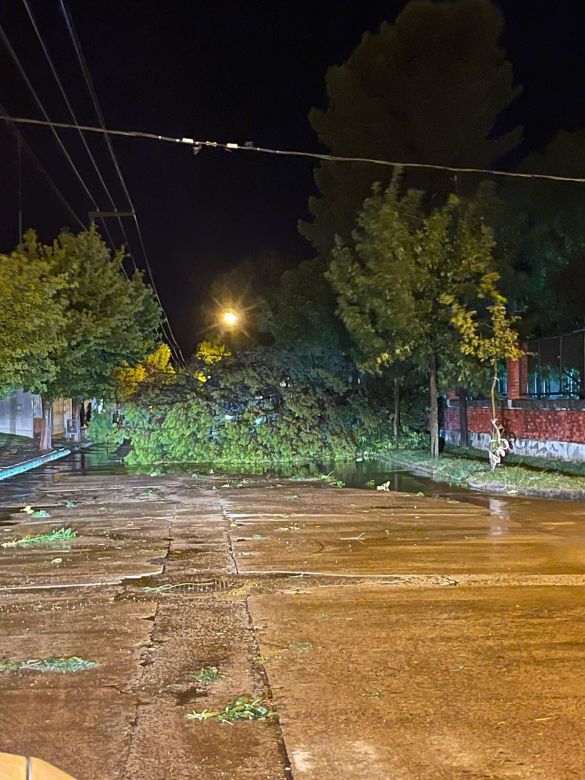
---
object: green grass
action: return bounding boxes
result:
[193,666,222,683]
[186,695,277,724]
[0,656,97,673]
[1,527,77,548]
[387,449,585,495]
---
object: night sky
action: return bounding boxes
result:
[0,0,584,354]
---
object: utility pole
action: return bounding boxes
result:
[88,209,134,225]
[16,133,22,243]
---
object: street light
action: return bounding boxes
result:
[220,309,239,328]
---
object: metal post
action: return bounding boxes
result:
[582,330,585,399]
[559,335,563,397]
[16,133,22,243]
[458,387,468,448]
[537,339,542,398]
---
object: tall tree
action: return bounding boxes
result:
[262,257,350,355]
[17,228,161,449]
[0,246,65,398]
[328,180,519,457]
[499,129,585,336]
[301,0,522,254]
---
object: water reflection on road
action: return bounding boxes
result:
[1,446,584,537]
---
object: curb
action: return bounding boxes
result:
[385,454,585,500]
[0,448,72,481]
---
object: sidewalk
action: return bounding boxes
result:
[0,434,70,480]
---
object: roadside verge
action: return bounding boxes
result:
[0,448,71,481]
[383,449,585,499]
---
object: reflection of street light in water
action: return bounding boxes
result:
[488,497,511,536]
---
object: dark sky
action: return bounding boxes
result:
[0,0,584,354]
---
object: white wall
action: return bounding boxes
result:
[0,392,72,439]
[0,391,35,437]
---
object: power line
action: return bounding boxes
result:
[1,114,585,186]
[0,102,86,230]
[0,21,118,251]
[58,0,185,364]
[21,0,134,266]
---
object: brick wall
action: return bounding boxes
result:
[445,397,585,462]
[462,405,585,445]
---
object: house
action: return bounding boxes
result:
[0,391,72,439]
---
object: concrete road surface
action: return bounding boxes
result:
[1,473,584,779]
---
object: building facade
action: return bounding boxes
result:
[0,392,71,439]
[445,331,585,462]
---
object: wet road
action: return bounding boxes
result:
[0,450,584,779]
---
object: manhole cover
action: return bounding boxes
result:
[141,577,236,594]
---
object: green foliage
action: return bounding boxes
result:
[391,449,585,496]
[88,410,126,449]
[301,0,521,252]
[0,226,161,449]
[193,666,222,683]
[1,527,76,548]
[329,180,516,372]
[17,227,161,402]
[186,695,277,724]
[0,656,97,673]
[115,344,175,400]
[262,257,349,354]
[123,348,387,466]
[328,179,519,455]
[0,242,66,397]
[288,641,312,652]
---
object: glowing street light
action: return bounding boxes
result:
[220,309,239,328]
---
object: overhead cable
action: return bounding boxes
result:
[58,0,185,363]
[21,0,135,269]
[1,114,585,185]
[0,102,86,230]
[0,22,120,251]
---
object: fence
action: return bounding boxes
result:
[520,329,585,399]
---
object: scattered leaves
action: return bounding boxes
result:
[288,641,312,652]
[186,695,277,724]
[2,527,76,548]
[193,666,222,683]
[0,656,97,673]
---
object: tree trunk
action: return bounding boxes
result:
[458,386,468,449]
[393,378,400,445]
[429,353,439,458]
[490,359,498,423]
[39,398,53,451]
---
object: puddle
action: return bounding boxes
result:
[1,445,585,542]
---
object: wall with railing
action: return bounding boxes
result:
[445,332,585,462]
[520,329,585,399]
